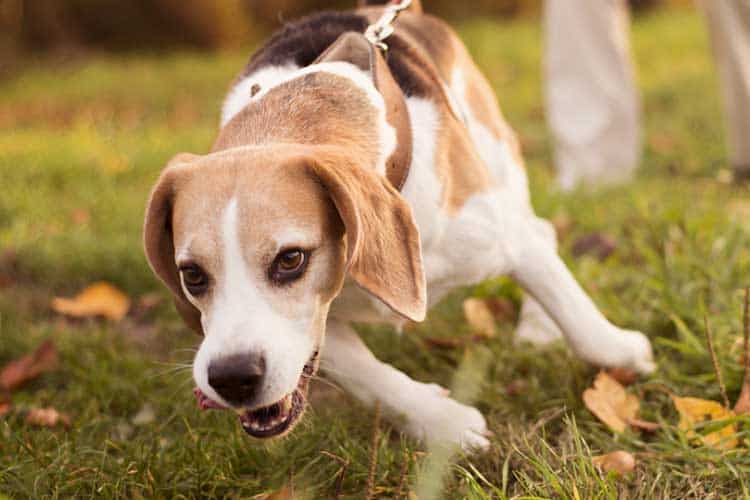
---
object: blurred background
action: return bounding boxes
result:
[3,1,750,497]
[0,0,690,71]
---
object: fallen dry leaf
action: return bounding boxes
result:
[264,485,295,500]
[628,418,661,432]
[52,282,130,321]
[0,393,11,417]
[671,396,738,450]
[583,372,639,433]
[505,379,528,397]
[0,340,58,392]
[25,407,71,428]
[571,233,617,261]
[463,297,497,338]
[592,450,636,475]
[606,367,639,386]
[485,296,517,324]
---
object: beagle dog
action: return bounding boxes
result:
[144,0,655,451]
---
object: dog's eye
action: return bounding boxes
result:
[270,249,308,285]
[180,264,209,296]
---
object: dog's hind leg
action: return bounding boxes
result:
[509,219,655,374]
[516,218,564,345]
[321,321,490,452]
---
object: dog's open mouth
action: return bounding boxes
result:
[238,390,304,437]
[193,351,318,439]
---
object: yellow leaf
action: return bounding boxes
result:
[463,298,497,338]
[671,396,738,450]
[52,282,130,321]
[592,450,636,475]
[582,372,639,433]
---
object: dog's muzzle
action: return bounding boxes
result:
[194,351,318,438]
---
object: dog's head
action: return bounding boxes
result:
[144,146,425,437]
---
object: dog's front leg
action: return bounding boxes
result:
[510,223,656,374]
[321,321,491,452]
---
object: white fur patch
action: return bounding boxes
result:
[221,64,299,127]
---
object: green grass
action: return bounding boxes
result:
[2,7,750,499]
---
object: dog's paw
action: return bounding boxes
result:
[617,329,656,375]
[400,384,491,453]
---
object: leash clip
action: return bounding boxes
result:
[364,0,412,53]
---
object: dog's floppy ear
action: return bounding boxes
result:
[143,153,203,334]
[306,154,426,322]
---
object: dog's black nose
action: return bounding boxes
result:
[208,353,266,406]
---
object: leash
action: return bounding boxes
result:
[364,0,413,52]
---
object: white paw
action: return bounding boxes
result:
[618,329,656,375]
[399,383,491,453]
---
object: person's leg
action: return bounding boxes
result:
[697,0,750,180]
[544,0,641,191]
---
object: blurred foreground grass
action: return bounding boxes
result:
[2,8,750,499]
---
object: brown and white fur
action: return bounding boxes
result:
[144,0,655,452]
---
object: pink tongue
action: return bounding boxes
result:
[193,387,228,410]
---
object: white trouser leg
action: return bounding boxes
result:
[544,0,641,191]
[320,321,490,451]
[697,0,750,173]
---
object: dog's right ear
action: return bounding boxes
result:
[143,153,203,334]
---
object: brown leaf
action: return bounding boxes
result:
[0,393,11,417]
[571,233,617,261]
[582,372,639,433]
[463,298,497,338]
[264,485,295,500]
[0,340,58,392]
[505,379,528,397]
[671,396,738,450]
[52,282,130,321]
[606,367,639,386]
[485,297,517,324]
[627,418,661,432]
[25,407,71,428]
[592,450,636,475]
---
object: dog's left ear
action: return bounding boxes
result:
[306,155,426,322]
[143,153,204,334]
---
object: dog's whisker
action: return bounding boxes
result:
[304,374,346,393]
[145,365,193,380]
